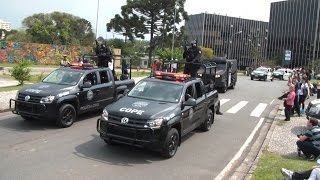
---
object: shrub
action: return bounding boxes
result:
[9,60,31,85]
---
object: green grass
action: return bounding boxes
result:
[311,79,320,84]
[0,84,31,92]
[0,62,59,68]
[0,74,48,83]
[252,151,315,180]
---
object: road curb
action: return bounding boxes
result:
[226,103,281,180]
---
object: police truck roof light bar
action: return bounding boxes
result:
[70,62,94,69]
[154,71,191,81]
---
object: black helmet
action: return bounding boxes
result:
[191,40,197,47]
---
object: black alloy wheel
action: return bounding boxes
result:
[201,109,214,131]
[57,104,76,128]
[161,128,179,158]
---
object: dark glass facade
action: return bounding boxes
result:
[185,14,268,69]
[268,0,320,71]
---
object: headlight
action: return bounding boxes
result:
[215,75,221,78]
[40,95,55,103]
[101,109,109,121]
[145,118,163,129]
[251,73,254,75]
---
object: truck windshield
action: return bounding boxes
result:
[128,80,183,103]
[42,69,83,85]
[216,63,226,71]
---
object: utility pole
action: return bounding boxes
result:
[171,1,177,61]
[95,0,100,37]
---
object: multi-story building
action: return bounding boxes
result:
[268,0,320,71]
[185,13,268,69]
[0,19,11,31]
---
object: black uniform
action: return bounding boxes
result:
[183,41,202,77]
[95,40,116,77]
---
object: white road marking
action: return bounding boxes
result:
[250,103,268,117]
[215,118,265,180]
[220,99,230,106]
[270,99,275,105]
[226,101,248,114]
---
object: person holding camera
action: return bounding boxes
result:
[297,118,320,161]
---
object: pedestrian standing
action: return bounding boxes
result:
[283,85,296,121]
[299,77,310,113]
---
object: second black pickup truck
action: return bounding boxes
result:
[97,63,220,158]
[10,63,135,128]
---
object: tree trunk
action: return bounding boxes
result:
[148,19,155,67]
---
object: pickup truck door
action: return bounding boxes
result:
[78,72,101,113]
[193,82,207,126]
[181,84,195,135]
[96,70,115,108]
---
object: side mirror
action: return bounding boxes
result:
[184,98,197,107]
[82,82,92,89]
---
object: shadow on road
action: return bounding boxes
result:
[73,132,196,166]
[0,111,101,132]
[73,134,163,166]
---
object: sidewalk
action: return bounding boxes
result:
[229,97,317,179]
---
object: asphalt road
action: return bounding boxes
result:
[0,76,287,180]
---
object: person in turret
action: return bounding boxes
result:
[183,40,202,77]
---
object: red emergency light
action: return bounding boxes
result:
[154,71,191,81]
[70,62,94,69]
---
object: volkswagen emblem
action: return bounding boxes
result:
[121,117,129,124]
[25,95,30,101]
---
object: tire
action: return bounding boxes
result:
[161,128,179,158]
[21,115,34,121]
[104,139,116,145]
[116,94,124,100]
[264,76,267,81]
[200,109,214,131]
[251,76,253,80]
[280,75,283,80]
[230,82,236,89]
[220,84,227,93]
[271,78,273,82]
[56,104,76,128]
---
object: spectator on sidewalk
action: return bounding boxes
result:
[297,118,320,161]
[283,85,296,121]
[291,76,301,116]
[299,77,310,114]
[281,163,320,180]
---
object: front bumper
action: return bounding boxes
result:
[97,119,165,149]
[251,74,266,79]
[10,99,57,120]
[214,79,226,88]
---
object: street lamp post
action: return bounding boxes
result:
[227,30,242,59]
[171,1,177,61]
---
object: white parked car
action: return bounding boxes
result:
[251,67,273,81]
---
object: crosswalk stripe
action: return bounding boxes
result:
[220,99,230,106]
[226,101,249,114]
[250,103,268,117]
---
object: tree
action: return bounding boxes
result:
[5,30,32,42]
[22,12,95,46]
[200,47,214,59]
[107,0,188,66]
[9,60,31,85]
[156,48,183,60]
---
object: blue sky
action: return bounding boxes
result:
[0,0,279,40]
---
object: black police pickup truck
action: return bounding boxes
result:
[10,64,135,128]
[97,67,220,158]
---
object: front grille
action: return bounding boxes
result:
[16,101,44,114]
[18,93,42,103]
[108,113,146,127]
